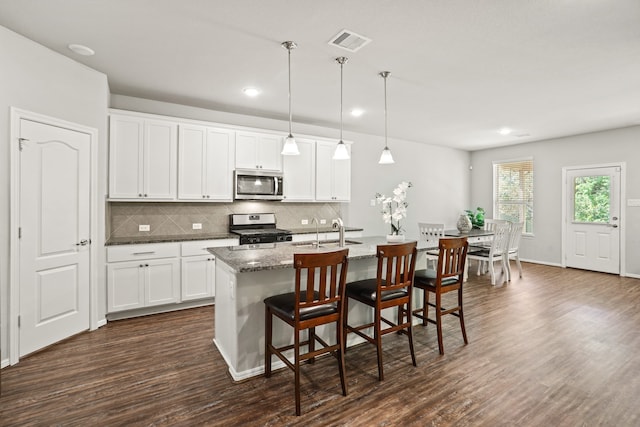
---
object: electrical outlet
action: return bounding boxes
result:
[139,224,150,232]
[192,223,202,230]
[301,219,309,225]
[370,199,377,206]
[320,219,327,225]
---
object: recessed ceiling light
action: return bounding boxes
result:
[68,44,95,56]
[242,87,261,97]
[350,108,364,117]
[498,127,512,136]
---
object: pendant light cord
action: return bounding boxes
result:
[336,57,348,142]
[380,71,390,148]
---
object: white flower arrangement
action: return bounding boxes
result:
[375,181,412,235]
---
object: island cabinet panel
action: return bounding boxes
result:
[178,124,234,201]
[282,137,315,201]
[235,131,282,171]
[315,140,351,202]
[109,114,178,200]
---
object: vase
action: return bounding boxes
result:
[386,234,405,243]
[456,214,472,233]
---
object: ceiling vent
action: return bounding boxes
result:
[328,29,372,52]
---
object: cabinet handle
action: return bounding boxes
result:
[139,264,144,268]
[139,193,143,197]
[202,195,206,199]
[133,251,155,255]
[207,195,210,198]
[144,194,148,197]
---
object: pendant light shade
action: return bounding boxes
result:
[333,56,350,160]
[281,41,300,156]
[378,71,395,164]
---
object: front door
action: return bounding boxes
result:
[19,118,91,357]
[564,166,621,274]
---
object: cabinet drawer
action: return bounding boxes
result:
[107,243,180,262]
[181,239,238,256]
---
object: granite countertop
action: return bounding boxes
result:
[286,226,363,235]
[208,236,432,273]
[105,232,236,246]
[105,227,364,246]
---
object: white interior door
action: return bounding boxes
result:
[565,166,620,274]
[19,118,91,357]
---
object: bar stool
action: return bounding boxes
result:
[413,237,469,355]
[264,249,349,416]
[343,241,418,381]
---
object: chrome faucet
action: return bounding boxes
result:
[312,217,320,247]
[333,218,345,247]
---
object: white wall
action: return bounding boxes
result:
[110,95,472,241]
[470,126,640,276]
[0,26,109,364]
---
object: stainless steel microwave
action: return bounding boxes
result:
[234,170,284,200]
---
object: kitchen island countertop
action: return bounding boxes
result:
[208,235,432,273]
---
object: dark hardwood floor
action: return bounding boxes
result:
[1,262,639,426]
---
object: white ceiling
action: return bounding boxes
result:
[1,0,639,151]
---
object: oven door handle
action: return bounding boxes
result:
[274,176,279,196]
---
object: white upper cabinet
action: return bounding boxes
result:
[235,131,282,171]
[282,137,315,201]
[178,124,234,201]
[315,140,351,202]
[109,114,178,200]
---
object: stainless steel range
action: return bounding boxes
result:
[229,213,292,245]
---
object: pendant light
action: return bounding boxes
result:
[281,41,300,155]
[378,71,395,164]
[333,56,350,160]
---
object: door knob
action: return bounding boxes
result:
[75,239,89,246]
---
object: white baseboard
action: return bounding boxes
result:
[625,272,640,279]
[519,258,563,268]
[1,357,9,369]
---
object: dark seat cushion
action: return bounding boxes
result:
[345,278,407,302]
[414,269,460,289]
[264,291,337,321]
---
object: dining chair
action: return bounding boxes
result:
[264,249,349,416]
[412,237,469,355]
[418,222,445,269]
[343,241,418,381]
[505,221,524,280]
[467,221,510,285]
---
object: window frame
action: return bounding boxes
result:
[492,157,534,236]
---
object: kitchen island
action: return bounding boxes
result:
[208,236,433,381]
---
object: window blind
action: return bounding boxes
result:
[493,159,534,233]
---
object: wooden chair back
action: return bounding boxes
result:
[434,237,469,289]
[376,241,418,306]
[293,249,349,324]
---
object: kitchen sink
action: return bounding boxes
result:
[293,239,362,249]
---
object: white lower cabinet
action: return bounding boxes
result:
[107,240,236,315]
[107,257,180,313]
[107,242,180,313]
[180,240,224,301]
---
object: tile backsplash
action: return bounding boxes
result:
[107,201,342,239]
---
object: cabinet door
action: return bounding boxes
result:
[109,115,144,199]
[235,132,258,169]
[181,255,215,301]
[178,124,207,200]
[107,261,145,312]
[204,128,234,200]
[144,258,180,306]
[143,119,177,199]
[315,141,335,201]
[257,134,282,171]
[315,140,351,202]
[331,145,351,201]
[283,138,315,201]
[235,131,282,171]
